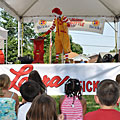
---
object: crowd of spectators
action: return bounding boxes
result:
[0,70,120,120]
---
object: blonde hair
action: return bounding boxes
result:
[0,74,10,96]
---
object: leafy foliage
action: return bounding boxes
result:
[0,10,18,62]
[71,42,83,54]
[0,10,37,62]
[69,35,83,54]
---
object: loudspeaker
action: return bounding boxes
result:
[102,54,113,62]
[18,55,33,64]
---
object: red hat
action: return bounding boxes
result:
[52,8,62,15]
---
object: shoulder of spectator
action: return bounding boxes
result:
[59,96,65,104]
[81,97,87,105]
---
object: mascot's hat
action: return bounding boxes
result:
[52,8,62,15]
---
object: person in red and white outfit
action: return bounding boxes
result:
[0,49,5,64]
[41,7,71,63]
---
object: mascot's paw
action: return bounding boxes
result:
[41,33,46,37]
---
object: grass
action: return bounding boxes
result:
[19,95,100,114]
[83,95,100,113]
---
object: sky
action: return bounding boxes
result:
[69,22,116,55]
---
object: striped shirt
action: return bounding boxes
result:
[45,16,70,35]
[61,95,83,120]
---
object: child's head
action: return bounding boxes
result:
[96,79,119,106]
[0,74,10,89]
[26,94,58,120]
[20,81,40,102]
[116,74,120,84]
[28,70,46,93]
[28,70,42,82]
[0,74,10,96]
[65,78,82,99]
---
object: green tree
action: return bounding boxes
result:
[44,32,56,63]
[70,35,83,54]
[0,10,18,62]
[22,22,36,57]
[0,10,37,62]
[71,42,83,54]
[110,49,116,53]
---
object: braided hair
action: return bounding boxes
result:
[65,78,82,100]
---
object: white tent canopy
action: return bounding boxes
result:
[0,27,8,63]
[0,26,8,39]
[0,0,120,57]
[0,0,120,22]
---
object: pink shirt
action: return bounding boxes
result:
[61,95,83,120]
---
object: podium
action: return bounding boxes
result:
[31,37,46,63]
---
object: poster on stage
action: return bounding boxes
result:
[34,18,105,34]
[69,18,105,34]
[34,20,53,33]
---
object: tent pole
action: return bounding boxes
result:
[49,32,52,64]
[61,51,64,63]
[114,21,118,54]
[21,19,24,57]
[118,21,120,62]
[6,36,7,64]
[18,20,21,57]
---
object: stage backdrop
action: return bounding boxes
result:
[0,63,120,96]
[34,19,105,34]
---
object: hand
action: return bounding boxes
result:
[41,33,46,37]
[37,34,46,39]
[58,114,64,120]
